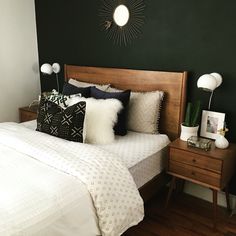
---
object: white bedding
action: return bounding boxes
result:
[16,120,170,235]
[0,144,99,236]
[22,120,170,184]
[23,120,170,188]
[0,122,144,236]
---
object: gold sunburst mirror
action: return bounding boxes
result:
[99,0,145,46]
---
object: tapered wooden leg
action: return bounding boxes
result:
[225,185,231,212]
[212,189,218,229]
[165,176,176,209]
[176,179,185,194]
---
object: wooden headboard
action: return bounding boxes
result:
[64,65,187,141]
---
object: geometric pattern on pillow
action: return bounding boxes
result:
[107,87,164,134]
[46,93,81,109]
[36,96,86,142]
[127,91,164,134]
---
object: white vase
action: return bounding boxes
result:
[180,124,199,141]
[215,134,229,149]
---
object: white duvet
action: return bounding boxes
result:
[0,122,144,236]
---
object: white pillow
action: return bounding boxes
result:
[107,87,164,134]
[69,78,110,91]
[68,97,123,144]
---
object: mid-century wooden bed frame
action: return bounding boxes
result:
[64,64,188,202]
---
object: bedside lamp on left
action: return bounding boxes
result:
[40,63,61,93]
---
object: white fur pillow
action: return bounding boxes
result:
[69,78,110,91]
[68,97,122,144]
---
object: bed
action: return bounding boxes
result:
[0,65,187,236]
[64,65,187,200]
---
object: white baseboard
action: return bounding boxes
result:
[184,182,236,209]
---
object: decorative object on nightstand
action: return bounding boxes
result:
[40,63,61,92]
[19,105,38,122]
[215,127,229,149]
[187,136,212,151]
[180,101,201,141]
[166,138,236,228]
[197,72,223,110]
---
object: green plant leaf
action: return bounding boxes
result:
[191,100,201,126]
[184,102,192,127]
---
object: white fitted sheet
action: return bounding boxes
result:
[23,120,170,188]
[96,131,170,188]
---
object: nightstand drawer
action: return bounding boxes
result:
[20,111,38,122]
[170,148,222,173]
[169,161,221,188]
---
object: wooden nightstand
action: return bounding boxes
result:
[19,105,38,122]
[166,138,236,227]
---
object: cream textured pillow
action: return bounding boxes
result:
[68,97,123,144]
[107,87,164,134]
[127,91,164,133]
[69,78,110,91]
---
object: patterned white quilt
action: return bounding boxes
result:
[0,122,144,236]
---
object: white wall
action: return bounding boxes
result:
[0,0,40,122]
[185,182,236,209]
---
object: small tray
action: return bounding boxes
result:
[187,136,212,151]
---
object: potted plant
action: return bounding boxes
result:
[180,101,201,141]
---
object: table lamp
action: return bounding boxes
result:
[197,72,223,110]
[40,63,61,92]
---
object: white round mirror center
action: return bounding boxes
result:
[113,5,130,27]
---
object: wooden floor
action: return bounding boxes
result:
[123,190,236,236]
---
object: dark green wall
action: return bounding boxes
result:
[35,0,236,142]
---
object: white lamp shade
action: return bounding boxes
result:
[52,63,61,74]
[197,74,217,91]
[210,72,223,88]
[40,63,53,75]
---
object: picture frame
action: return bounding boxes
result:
[200,110,225,140]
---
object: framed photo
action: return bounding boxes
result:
[200,110,225,140]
